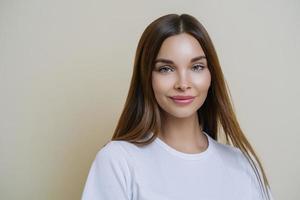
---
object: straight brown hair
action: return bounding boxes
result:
[111,13,271,199]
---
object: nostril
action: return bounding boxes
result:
[175,84,190,91]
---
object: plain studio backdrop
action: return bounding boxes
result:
[0,0,299,199]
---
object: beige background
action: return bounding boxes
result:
[1,0,299,199]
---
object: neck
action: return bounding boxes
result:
[157,112,208,153]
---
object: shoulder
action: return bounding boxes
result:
[211,140,250,171]
[94,140,137,168]
[82,140,135,199]
[213,140,245,161]
[212,141,262,183]
[95,140,129,161]
[90,140,135,185]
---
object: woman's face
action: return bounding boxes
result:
[152,33,211,119]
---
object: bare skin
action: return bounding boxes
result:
[158,111,209,154]
[152,33,211,154]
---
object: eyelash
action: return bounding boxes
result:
[157,64,205,73]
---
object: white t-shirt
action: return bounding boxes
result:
[81,131,274,200]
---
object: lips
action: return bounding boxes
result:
[170,95,195,100]
[169,96,195,105]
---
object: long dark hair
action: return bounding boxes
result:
[111,13,271,199]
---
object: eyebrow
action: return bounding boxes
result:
[154,55,206,64]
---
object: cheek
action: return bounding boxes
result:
[152,75,174,94]
[192,71,211,89]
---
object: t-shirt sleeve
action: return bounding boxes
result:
[267,186,275,200]
[245,156,275,200]
[236,148,275,200]
[251,173,275,200]
[81,141,132,200]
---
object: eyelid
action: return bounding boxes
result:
[194,63,205,67]
[158,63,205,67]
[157,65,173,73]
[194,62,206,66]
[193,64,205,71]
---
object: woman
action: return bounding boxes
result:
[82,13,274,200]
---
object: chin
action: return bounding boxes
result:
[163,109,198,119]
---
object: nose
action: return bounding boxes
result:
[174,72,191,91]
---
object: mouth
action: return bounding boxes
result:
[169,96,195,105]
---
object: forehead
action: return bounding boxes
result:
[156,33,205,59]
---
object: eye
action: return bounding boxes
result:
[192,64,205,71]
[158,66,174,73]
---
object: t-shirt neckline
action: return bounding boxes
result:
[154,131,213,160]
